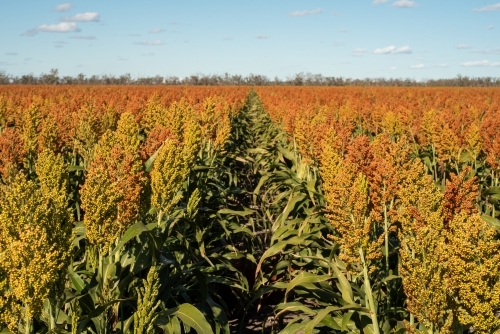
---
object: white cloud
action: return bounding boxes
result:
[375,46,396,54]
[389,66,398,70]
[374,45,412,54]
[149,28,165,33]
[22,22,80,36]
[461,60,500,67]
[289,8,322,16]
[256,35,269,39]
[456,44,472,49]
[5,52,17,56]
[373,0,389,4]
[473,3,500,12]
[54,3,73,12]
[393,0,417,8]
[69,35,96,40]
[133,40,164,46]
[393,46,412,54]
[62,12,100,22]
[411,64,425,69]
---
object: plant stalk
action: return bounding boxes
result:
[359,247,380,334]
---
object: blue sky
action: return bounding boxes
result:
[1,1,499,80]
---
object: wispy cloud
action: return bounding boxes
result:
[436,63,448,67]
[62,12,100,22]
[373,0,389,4]
[393,0,417,8]
[289,8,322,17]
[473,3,500,12]
[461,60,500,67]
[142,53,154,56]
[470,48,500,54]
[340,28,348,33]
[256,35,269,39]
[374,45,412,54]
[353,48,367,53]
[393,46,412,53]
[352,48,367,56]
[5,52,18,56]
[332,41,345,47]
[69,35,96,40]
[54,3,73,12]
[482,25,494,30]
[53,40,67,44]
[22,22,80,36]
[149,28,165,33]
[133,40,164,46]
[0,61,17,66]
[389,66,398,70]
[456,44,472,49]
[411,63,424,69]
[374,46,396,54]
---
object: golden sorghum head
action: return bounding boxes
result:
[320,148,381,272]
[21,103,41,159]
[443,213,500,332]
[0,151,72,327]
[398,164,500,333]
[434,122,460,163]
[464,122,482,160]
[419,109,436,147]
[200,96,231,149]
[133,265,161,334]
[74,102,103,165]
[382,111,405,138]
[0,127,24,184]
[80,115,146,251]
[38,114,60,153]
[442,167,478,228]
[115,112,141,154]
[151,118,200,213]
[142,93,164,133]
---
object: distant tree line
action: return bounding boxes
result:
[1,69,499,87]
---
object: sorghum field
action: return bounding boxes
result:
[1,86,500,333]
